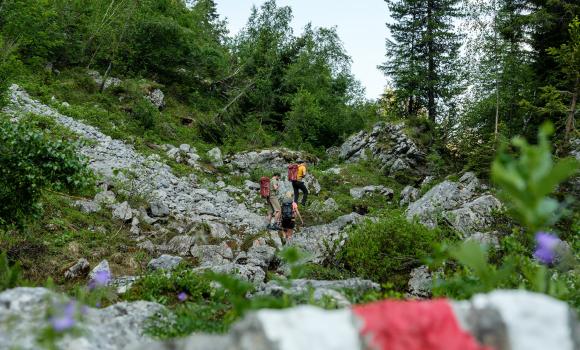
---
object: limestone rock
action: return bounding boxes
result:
[147,254,183,271]
[0,287,166,350]
[208,147,223,167]
[76,199,100,213]
[146,88,165,109]
[194,263,266,284]
[89,260,111,281]
[291,213,363,262]
[339,122,426,176]
[191,244,233,267]
[406,173,501,236]
[407,265,432,298]
[149,200,170,217]
[349,185,394,200]
[64,258,90,280]
[166,235,197,256]
[245,245,277,268]
[112,201,133,222]
[88,70,122,90]
[399,185,420,207]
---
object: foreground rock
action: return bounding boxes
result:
[139,290,578,350]
[339,122,426,177]
[406,172,502,236]
[0,287,167,350]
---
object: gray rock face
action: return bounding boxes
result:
[112,201,133,222]
[191,244,234,267]
[146,88,165,109]
[406,173,502,236]
[164,235,197,256]
[64,258,90,280]
[407,265,432,298]
[225,148,316,173]
[292,213,363,262]
[277,173,322,197]
[399,185,420,207]
[349,185,394,200]
[0,287,166,350]
[147,254,183,271]
[195,263,266,285]
[4,85,264,233]
[339,122,426,176]
[208,147,223,167]
[89,260,111,281]
[150,200,170,217]
[244,245,277,268]
[94,190,116,205]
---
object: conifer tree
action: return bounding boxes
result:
[381,0,462,122]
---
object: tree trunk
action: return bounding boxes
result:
[566,74,578,141]
[426,0,436,122]
[100,61,112,93]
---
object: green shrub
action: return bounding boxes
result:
[338,213,445,288]
[0,251,24,292]
[0,118,92,227]
[131,98,158,130]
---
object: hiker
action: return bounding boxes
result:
[280,191,303,242]
[289,159,308,206]
[260,173,281,230]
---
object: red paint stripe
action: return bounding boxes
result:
[353,299,490,350]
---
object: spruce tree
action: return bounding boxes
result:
[381,0,462,122]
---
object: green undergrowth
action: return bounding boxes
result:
[124,248,375,339]
[334,211,456,291]
[0,192,152,287]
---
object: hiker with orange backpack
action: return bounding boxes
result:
[260,173,281,230]
[288,159,308,206]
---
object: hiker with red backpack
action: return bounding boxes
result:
[288,159,308,206]
[260,173,281,230]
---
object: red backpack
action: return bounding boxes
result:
[259,177,270,198]
[288,164,298,181]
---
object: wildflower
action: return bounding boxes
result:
[88,270,111,290]
[50,301,76,332]
[177,292,187,302]
[533,232,561,265]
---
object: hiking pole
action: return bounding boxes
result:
[296,210,304,226]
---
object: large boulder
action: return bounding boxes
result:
[0,287,166,350]
[339,122,426,176]
[291,213,363,262]
[406,173,501,236]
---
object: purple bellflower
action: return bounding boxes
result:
[177,292,188,302]
[533,232,561,265]
[88,270,111,290]
[50,301,77,332]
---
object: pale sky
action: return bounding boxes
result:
[214,0,390,100]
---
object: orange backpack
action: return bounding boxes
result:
[288,164,298,181]
[259,177,270,198]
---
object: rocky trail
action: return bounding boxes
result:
[1,85,578,350]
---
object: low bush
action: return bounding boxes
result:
[0,118,92,227]
[338,213,447,288]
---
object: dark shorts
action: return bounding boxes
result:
[281,218,295,229]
